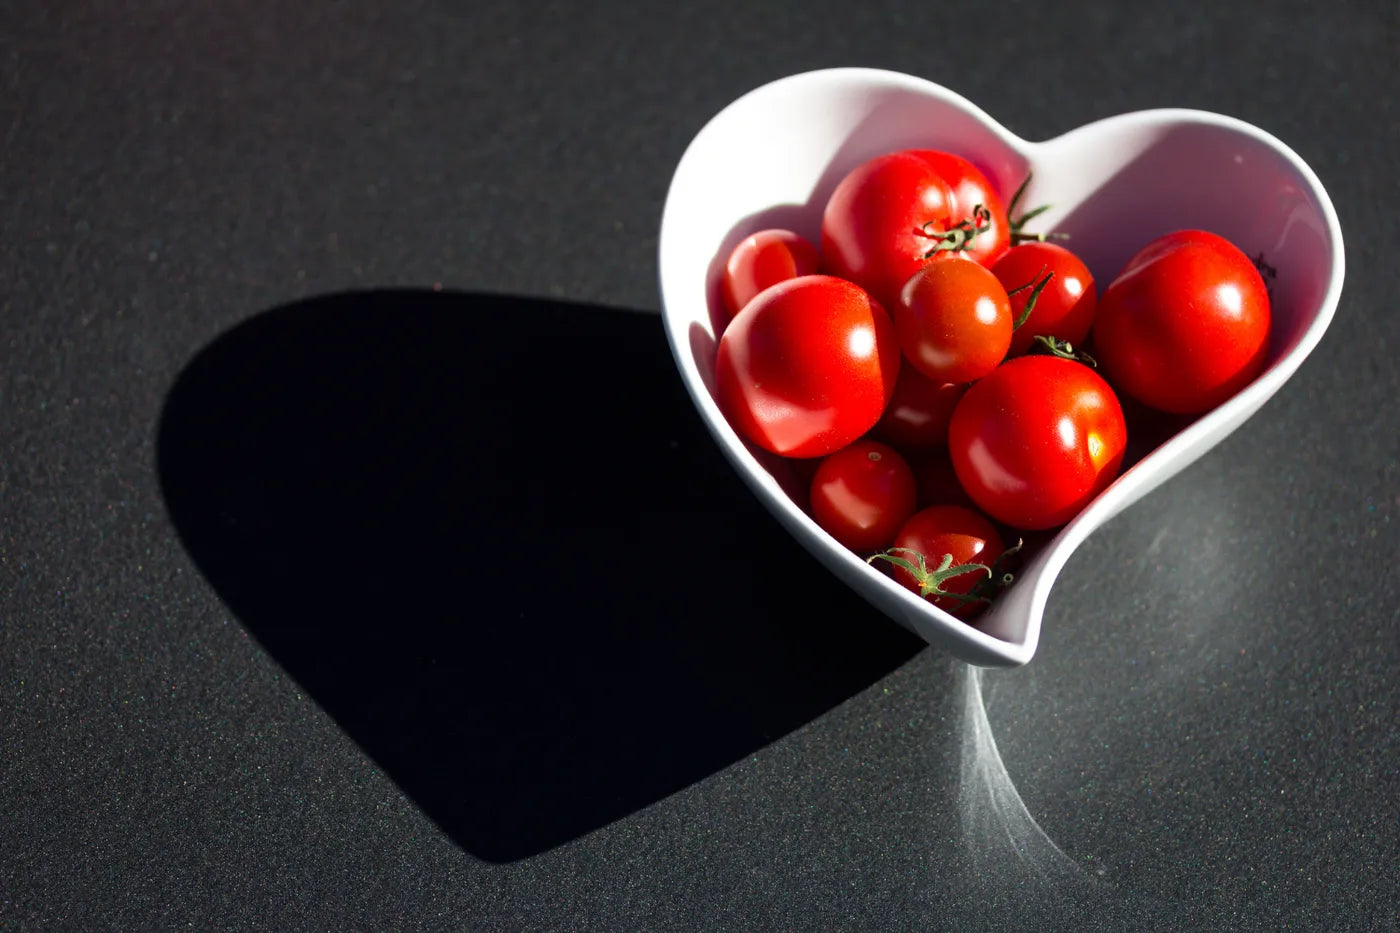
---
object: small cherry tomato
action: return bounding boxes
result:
[1093,229,1271,414]
[715,275,901,458]
[809,440,918,553]
[894,259,1012,384]
[719,229,820,326]
[871,365,967,453]
[878,505,1005,618]
[991,241,1097,357]
[948,355,1127,530]
[820,149,1009,311]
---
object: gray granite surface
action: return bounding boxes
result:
[2,1,1396,928]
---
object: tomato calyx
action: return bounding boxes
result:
[1030,334,1097,368]
[917,204,992,258]
[1006,174,1068,245]
[1007,266,1055,330]
[867,547,993,606]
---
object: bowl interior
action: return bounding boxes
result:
[658,68,1342,666]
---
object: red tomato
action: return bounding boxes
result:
[895,259,1012,384]
[883,505,1005,617]
[719,229,820,326]
[871,366,967,452]
[809,440,918,553]
[948,356,1127,530]
[991,242,1097,357]
[820,149,1009,311]
[1092,230,1271,414]
[715,275,901,458]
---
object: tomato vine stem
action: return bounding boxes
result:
[1006,173,1069,243]
[1007,266,1055,330]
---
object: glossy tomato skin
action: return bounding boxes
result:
[991,242,1097,357]
[820,150,1009,311]
[715,275,901,459]
[889,505,1004,618]
[809,440,918,553]
[1093,230,1270,414]
[895,258,1012,384]
[871,365,967,453]
[948,356,1127,530]
[719,229,820,326]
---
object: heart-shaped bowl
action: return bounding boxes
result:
[657,68,1344,667]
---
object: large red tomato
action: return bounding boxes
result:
[820,149,1010,311]
[1092,230,1271,414]
[948,356,1127,530]
[991,241,1097,357]
[715,275,900,458]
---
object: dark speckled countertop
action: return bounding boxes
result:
[3,2,1397,929]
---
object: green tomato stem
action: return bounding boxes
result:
[1006,172,1067,242]
[868,547,993,605]
[1010,267,1055,331]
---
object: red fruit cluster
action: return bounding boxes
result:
[711,149,1271,622]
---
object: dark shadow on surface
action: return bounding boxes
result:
[155,291,923,863]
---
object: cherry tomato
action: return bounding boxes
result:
[948,356,1127,530]
[991,241,1097,357]
[809,440,918,553]
[885,505,1005,618]
[715,275,901,458]
[871,365,967,452]
[894,258,1012,384]
[719,229,820,326]
[1092,230,1271,414]
[820,149,1009,311]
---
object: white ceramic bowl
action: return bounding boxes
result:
[657,68,1344,667]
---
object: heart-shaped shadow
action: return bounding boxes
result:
[155,291,923,863]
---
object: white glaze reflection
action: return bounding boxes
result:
[958,666,1090,883]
